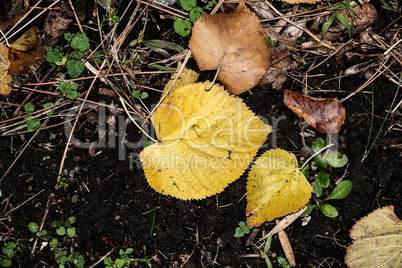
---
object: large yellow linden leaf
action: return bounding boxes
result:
[0,42,11,96]
[189,2,270,95]
[246,149,312,226]
[140,82,272,200]
[345,206,402,268]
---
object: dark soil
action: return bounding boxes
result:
[0,0,401,267]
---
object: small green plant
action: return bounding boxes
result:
[0,240,23,267]
[58,81,79,100]
[234,221,253,238]
[132,90,149,100]
[24,103,41,132]
[46,32,90,79]
[51,216,77,238]
[277,256,291,268]
[301,137,351,218]
[28,222,48,239]
[28,217,84,267]
[174,0,215,37]
[55,250,84,268]
[104,246,151,268]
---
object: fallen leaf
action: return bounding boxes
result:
[345,206,402,268]
[140,81,272,200]
[284,90,346,134]
[8,26,45,75]
[189,2,270,95]
[258,46,292,90]
[246,149,312,226]
[0,42,11,95]
[43,1,73,47]
[340,3,378,35]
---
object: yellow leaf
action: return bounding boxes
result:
[246,149,312,226]
[0,42,11,96]
[163,62,198,96]
[345,206,402,268]
[140,82,272,200]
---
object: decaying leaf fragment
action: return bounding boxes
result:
[0,42,11,95]
[246,149,312,226]
[9,26,45,75]
[258,46,292,90]
[284,90,345,134]
[140,82,272,200]
[345,206,402,268]
[189,2,270,95]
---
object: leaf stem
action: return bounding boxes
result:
[205,65,221,91]
[119,96,157,143]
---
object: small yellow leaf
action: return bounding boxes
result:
[140,82,272,200]
[163,62,199,96]
[345,206,402,268]
[246,149,312,226]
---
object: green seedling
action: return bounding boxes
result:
[28,222,48,240]
[143,207,159,238]
[58,81,79,100]
[301,137,351,218]
[51,216,77,238]
[104,246,151,268]
[234,221,253,238]
[55,250,84,268]
[277,256,291,268]
[23,103,41,132]
[43,156,50,161]
[46,32,89,78]
[0,240,23,267]
[174,0,215,37]
[132,90,149,100]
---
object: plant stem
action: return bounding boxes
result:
[119,96,157,143]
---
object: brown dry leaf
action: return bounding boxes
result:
[0,42,11,95]
[284,90,345,134]
[258,46,292,90]
[340,3,378,35]
[9,26,45,75]
[345,206,402,268]
[189,2,270,95]
[43,1,73,47]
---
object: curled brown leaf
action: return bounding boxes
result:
[284,90,346,134]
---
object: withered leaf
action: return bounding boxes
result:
[189,2,270,95]
[0,42,11,95]
[258,46,292,90]
[9,26,45,75]
[284,90,346,134]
